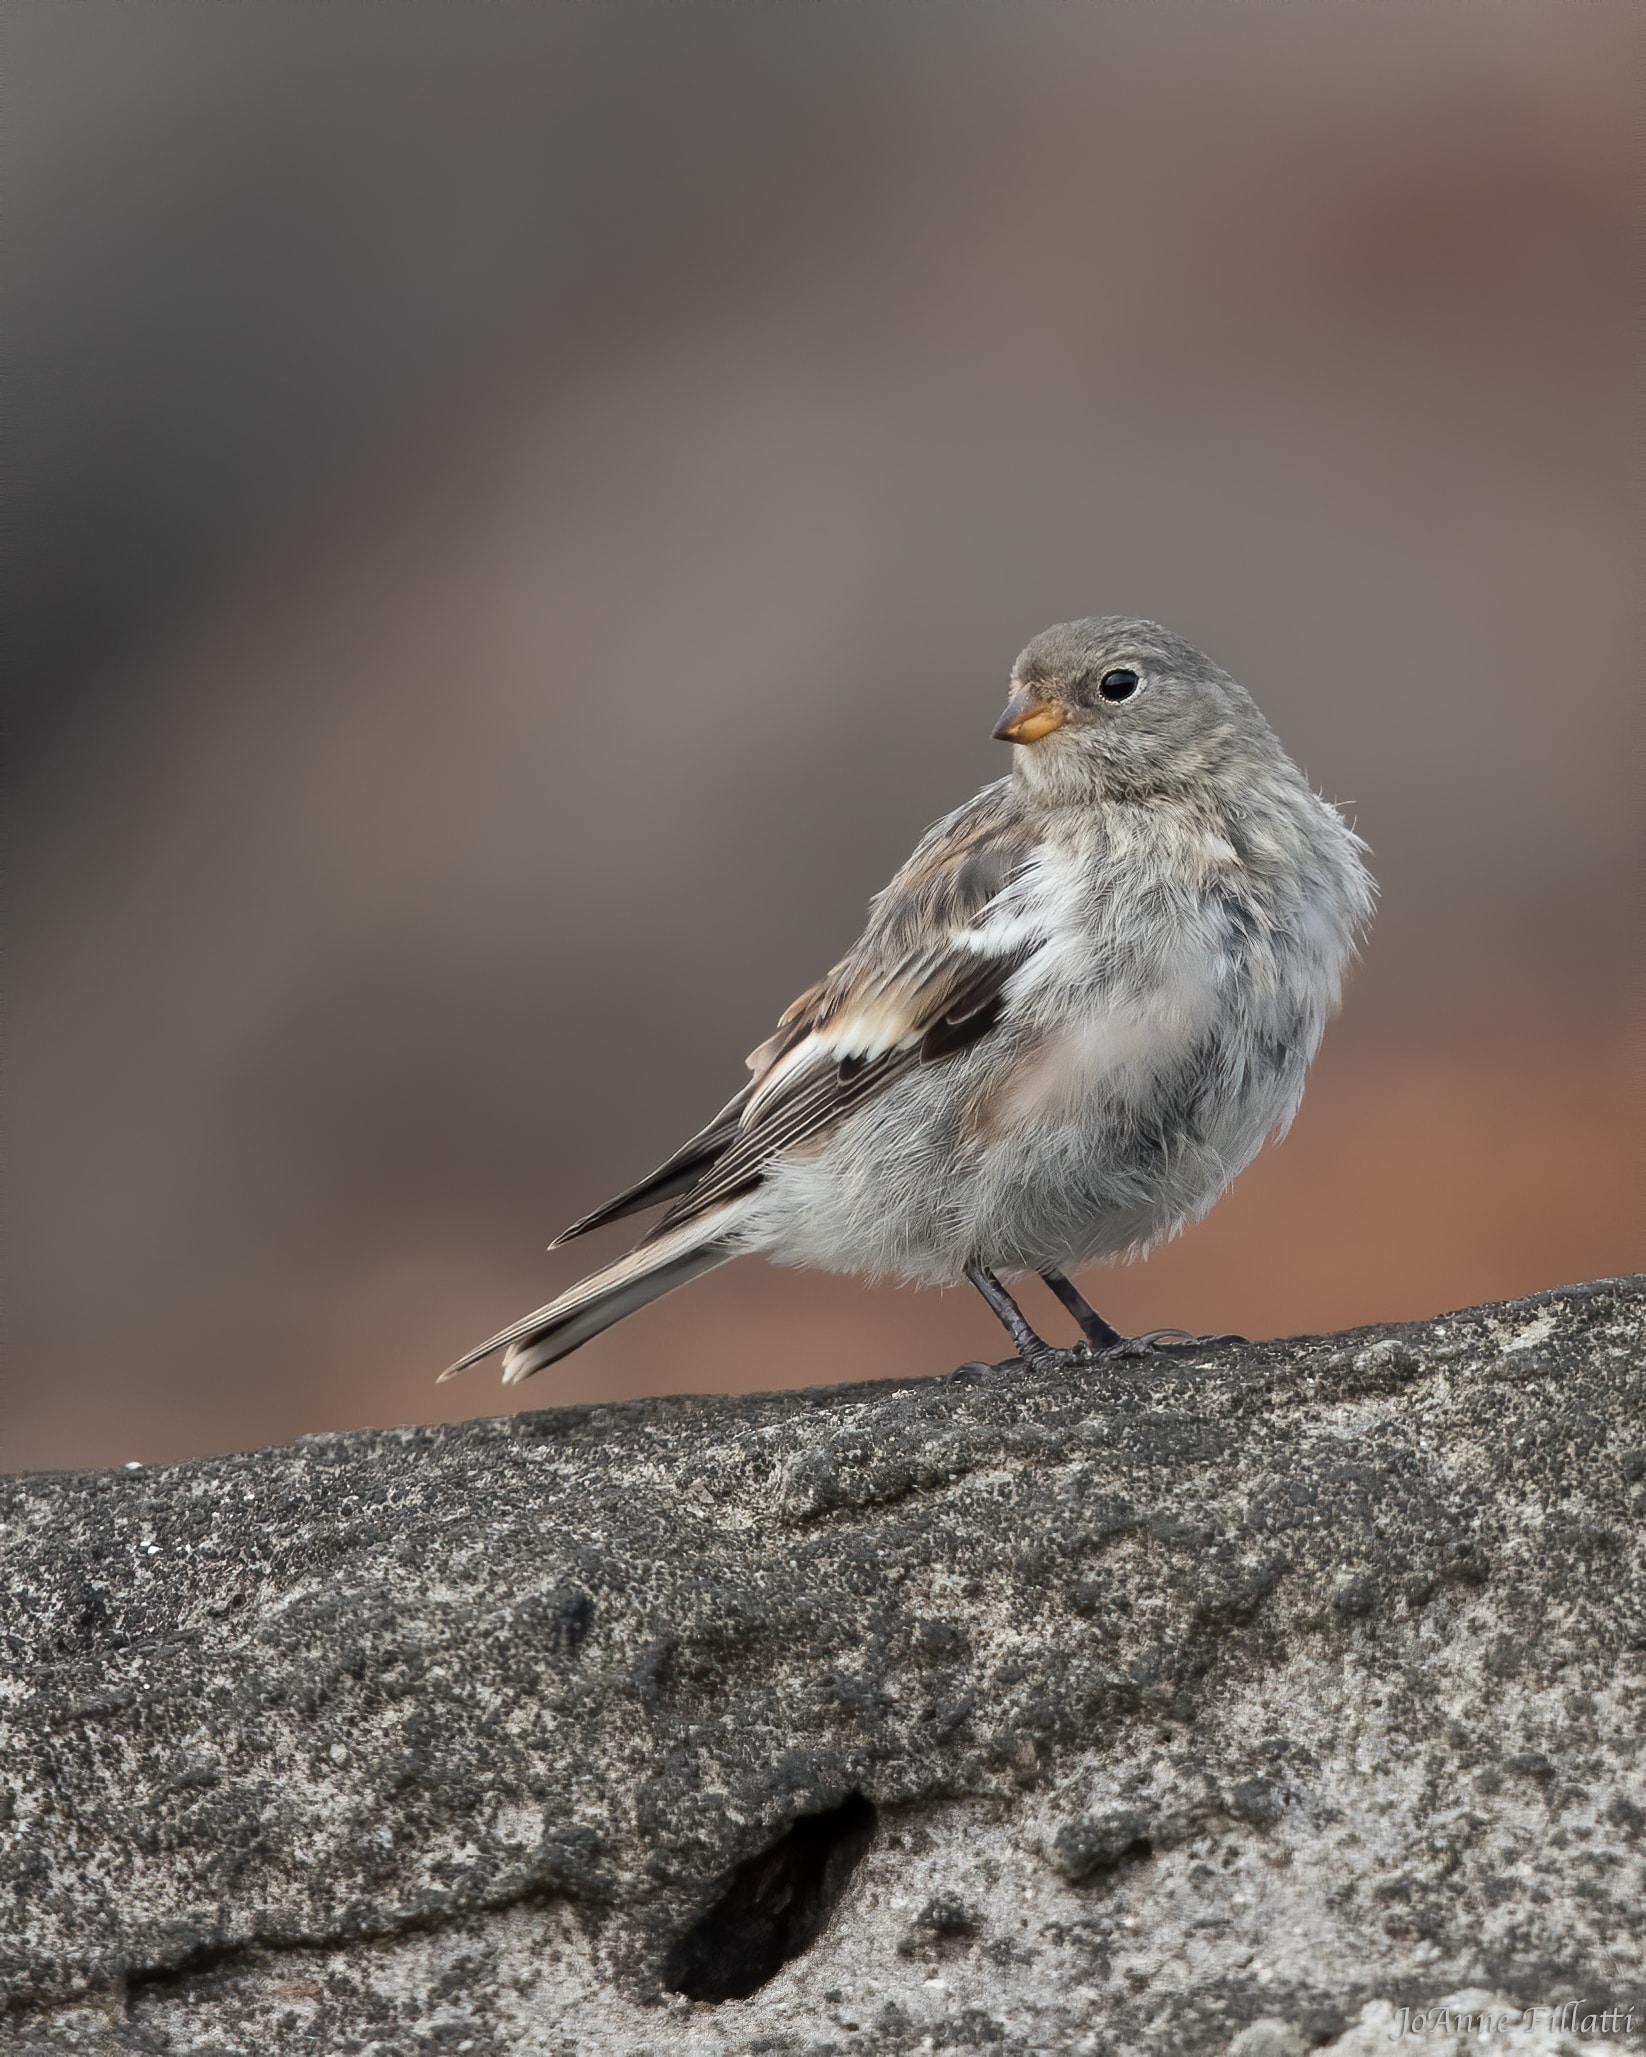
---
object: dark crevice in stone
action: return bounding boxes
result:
[663,1792,877,2003]
[121,1935,289,2001]
[114,1857,617,2009]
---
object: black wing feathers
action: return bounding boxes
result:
[650,1046,917,1234]
[550,1083,753,1246]
[916,938,1036,1062]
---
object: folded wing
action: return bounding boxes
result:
[597,778,1044,1244]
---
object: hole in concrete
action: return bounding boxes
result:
[663,1792,877,2002]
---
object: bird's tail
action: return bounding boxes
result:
[439,1210,739,1385]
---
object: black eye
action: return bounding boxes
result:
[1098,667,1140,702]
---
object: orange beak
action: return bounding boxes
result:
[992,686,1068,745]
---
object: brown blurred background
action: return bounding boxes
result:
[7,4,1640,1473]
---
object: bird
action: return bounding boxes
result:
[442,616,1374,1386]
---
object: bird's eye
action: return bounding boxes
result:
[1098,667,1141,702]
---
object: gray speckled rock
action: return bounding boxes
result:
[2,1279,1642,2055]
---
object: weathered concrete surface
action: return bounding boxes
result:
[1,1278,1642,2055]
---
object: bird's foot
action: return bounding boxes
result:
[1020,1342,1091,1375]
[947,1343,1094,1382]
[947,1333,1247,1381]
[1099,1327,1249,1359]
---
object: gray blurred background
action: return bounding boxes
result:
[8,3,1639,1471]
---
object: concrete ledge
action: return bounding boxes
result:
[2,1279,1642,2053]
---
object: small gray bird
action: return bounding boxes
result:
[444,617,1374,1385]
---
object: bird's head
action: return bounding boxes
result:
[994,617,1278,805]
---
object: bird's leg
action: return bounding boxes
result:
[964,1261,1071,1373]
[1039,1269,1125,1352]
[962,1261,1244,1375]
[1040,1268,1247,1357]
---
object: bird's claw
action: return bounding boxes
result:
[1103,1327,1249,1358]
[957,1330,1245,1382]
[1020,1343,1089,1375]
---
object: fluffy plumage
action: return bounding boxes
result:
[443,617,1374,1384]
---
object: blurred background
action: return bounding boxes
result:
[8,3,1639,1472]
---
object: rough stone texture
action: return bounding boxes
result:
[2,1278,1642,2055]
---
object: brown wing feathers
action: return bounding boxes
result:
[553,780,1041,1252]
[643,930,1039,1236]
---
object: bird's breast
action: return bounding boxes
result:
[979,960,1227,1142]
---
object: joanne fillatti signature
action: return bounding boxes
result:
[1390,2003,1638,2041]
